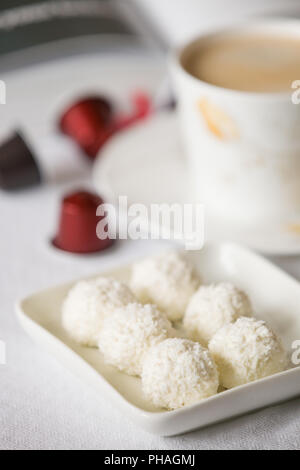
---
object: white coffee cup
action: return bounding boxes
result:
[171,19,300,230]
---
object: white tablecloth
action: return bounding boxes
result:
[0,50,299,451]
[1,178,300,450]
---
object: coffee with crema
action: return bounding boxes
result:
[183,34,300,92]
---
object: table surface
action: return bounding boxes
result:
[0,49,300,450]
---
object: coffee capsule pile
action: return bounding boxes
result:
[0,91,152,191]
[0,91,152,254]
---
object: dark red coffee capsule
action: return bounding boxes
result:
[114,92,152,132]
[132,91,152,118]
[0,132,41,191]
[59,97,113,159]
[53,190,113,254]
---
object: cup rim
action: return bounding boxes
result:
[171,17,300,101]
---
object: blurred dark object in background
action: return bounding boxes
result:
[0,0,131,56]
[0,0,164,70]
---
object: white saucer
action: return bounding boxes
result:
[93,112,300,255]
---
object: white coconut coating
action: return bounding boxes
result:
[130,252,200,322]
[142,338,219,409]
[184,282,252,346]
[62,277,135,347]
[98,303,175,376]
[209,317,288,389]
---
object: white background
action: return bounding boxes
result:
[0,21,300,449]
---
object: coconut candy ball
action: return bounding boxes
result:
[62,277,135,347]
[98,303,175,376]
[142,338,219,410]
[184,282,252,346]
[130,252,200,322]
[209,316,288,389]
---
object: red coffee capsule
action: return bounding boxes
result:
[132,91,152,118]
[59,97,113,159]
[114,92,152,132]
[53,190,113,254]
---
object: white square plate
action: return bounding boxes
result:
[16,243,300,436]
